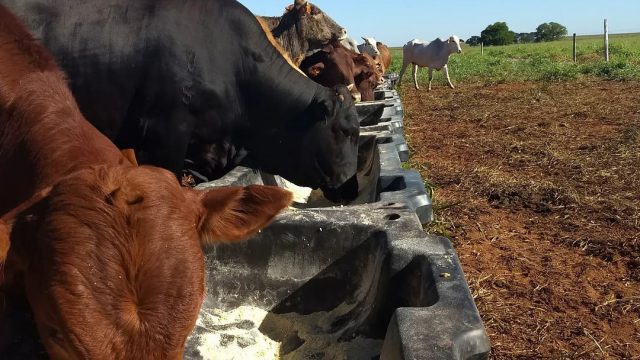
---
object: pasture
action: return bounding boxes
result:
[396,34,640,358]
[389,33,640,84]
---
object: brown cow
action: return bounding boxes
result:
[354,52,383,102]
[300,42,380,102]
[300,43,362,101]
[375,42,392,74]
[0,5,292,359]
[259,0,347,65]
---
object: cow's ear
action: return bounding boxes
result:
[120,149,138,166]
[195,185,292,246]
[308,3,320,15]
[0,219,10,265]
[353,54,366,65]
[307,62,325,77]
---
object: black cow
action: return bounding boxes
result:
[2,0,359,195]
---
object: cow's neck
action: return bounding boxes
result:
[262,15,307,65]
[0,72,123,213]
[240,40,320,128]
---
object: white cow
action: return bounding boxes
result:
[357,37,380,56]
[398,35,463,91]
[340,36,360,54]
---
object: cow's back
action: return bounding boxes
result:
[1,0,248,167]
[1,0,154,138]
[404,38,448,69]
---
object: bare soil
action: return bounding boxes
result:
[400,80,640,359]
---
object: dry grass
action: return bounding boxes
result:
[401,79,640,359]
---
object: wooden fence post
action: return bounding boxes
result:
[573,33,577,62]
[604,19,609,62]
[481,42,484,56]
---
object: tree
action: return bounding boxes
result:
[466,36,482,46]
[515,32,536,44]
[535,22,568,42]
[481,22,515,46]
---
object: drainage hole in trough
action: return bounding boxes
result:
[385,214,401,221]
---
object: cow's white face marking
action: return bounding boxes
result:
[359,37,380,56]
[449,35,463,53]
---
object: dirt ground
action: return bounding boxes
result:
[400,80,640,359]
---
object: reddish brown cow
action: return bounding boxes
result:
[354,52,383,102]
[0,5,292,360]
[300,43,362,101]
[375,42,392,74]
[300,42,380,102]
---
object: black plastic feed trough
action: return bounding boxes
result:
[183,205,490,360]
[363,129,410,163]
[356,101,403,136]
[0,207,488,360]
[382,73,400,89]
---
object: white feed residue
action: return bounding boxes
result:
[193,303,383,360]
[195,306,281,360]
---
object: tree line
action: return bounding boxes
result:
[466,22,568,46]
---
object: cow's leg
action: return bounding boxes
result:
[428,68,434,91]
[397,59,409,88]
[412,64,420,90]
[443,64,455,89]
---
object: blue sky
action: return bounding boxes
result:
[238,0,640,46]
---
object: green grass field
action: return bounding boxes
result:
[388,33,640,85]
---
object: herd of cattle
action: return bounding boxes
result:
[0,0,466,358]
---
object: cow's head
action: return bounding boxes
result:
[360,37,380,56]
[301,44,362,102]
[245,85,359,197]
[283,1,347,48]
[353,53,380,102]
[448,35,463,54]
[0,165,291,359]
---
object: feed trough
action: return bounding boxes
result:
[183,205,490,360]
[374,89,400,101]
[356,102,403,135]
[381,73,399,89]
[362,129,410,163]
[0,207,488,360]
